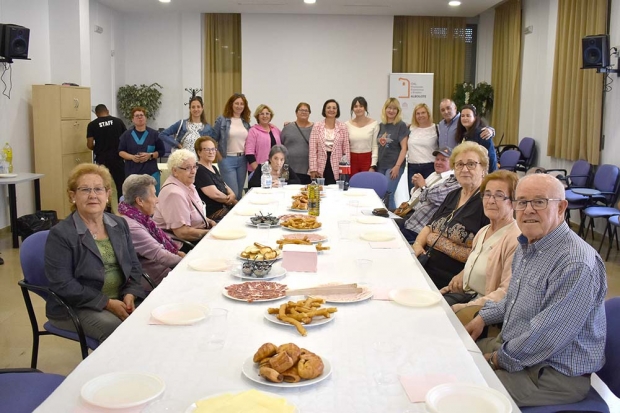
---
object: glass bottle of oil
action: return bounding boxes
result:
[308,179,320,216]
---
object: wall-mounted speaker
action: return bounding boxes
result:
[582,34,609,69]
[0,24,30,60]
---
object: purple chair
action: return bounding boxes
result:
[521,297,620,413]
[576,165,620,238]
[498,150,521,172]
[497,137,537,172]
[18,231,99,369]
[547,159,592,190]
[0,369,65,413]
[349,171,389,199]
[605,215,620,260]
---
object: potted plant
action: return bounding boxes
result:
[452,81,494,118]
[117,83,163,124]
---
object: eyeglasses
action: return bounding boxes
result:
[259,112,272,117]
[177,165,198,172]
[481,192,511,202]
[512,198,563,211]
[200,148,217,152]
[297,109,309,113]
[133,114,145,118]
[454,161,480,170]
[76,187,106,195]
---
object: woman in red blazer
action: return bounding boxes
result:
[308,99,350,184]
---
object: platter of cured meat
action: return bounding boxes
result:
[223,281,288,303]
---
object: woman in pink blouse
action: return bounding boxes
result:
[245,104,281,172]
[308,99,350,185]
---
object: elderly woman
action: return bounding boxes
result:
[407,103,438,192]
[413,141,491,289]
[119,174,184,289]
[213,93,251,200]
[194,136,238,221]
[439,170,520,309]
[159,96,215,153]
[248,145,301,188]
[44,164,145,342]
[455,104,497,173]
[153,149,217,241]
[370,98,410,210]
[245,104,282,173]
[345,96,379,177]
[281,102,313,184]
[118,106,166,193]
[309,99,350,185]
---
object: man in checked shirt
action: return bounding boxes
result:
[465,173,607,407]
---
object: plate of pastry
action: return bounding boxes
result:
[185,389,298,413]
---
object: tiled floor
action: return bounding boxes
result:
[1,227,619,391]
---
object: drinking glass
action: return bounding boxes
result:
[257,223,270,244]
[338,220,351,240]
[205,308,228,351]
[316,177,325,187]
[337,180,344,190]
[373,340,402,386]
[355,258,373,284]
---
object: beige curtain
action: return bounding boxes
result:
[204,14,242,125]
[547,0,607,164]
[491,0,522,146]
[393,16,467,123]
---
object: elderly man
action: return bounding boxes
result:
[465,173,607,407]
[396,147,460,243]
[438,98,495,149]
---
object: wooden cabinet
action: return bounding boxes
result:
[33,85,92,218]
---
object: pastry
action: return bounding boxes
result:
[269,351,294,373]
[297,353,324,379]
[259,366,283,383]
[281,366,301,383]
[278,343,301,365]
[259,357,271,368]
[253,342,277,362]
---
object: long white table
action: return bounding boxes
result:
[35,185,520,412]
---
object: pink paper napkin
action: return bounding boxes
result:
[399,374,458,403]
[369,240,403,249]
[371,287,392,300]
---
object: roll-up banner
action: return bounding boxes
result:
[388,73,434,125]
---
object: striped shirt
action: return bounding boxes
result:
[404,174,460,234]
[479,222,607,375]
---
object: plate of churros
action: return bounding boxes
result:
[264,298,337,335]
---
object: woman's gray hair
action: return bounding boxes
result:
[122,174,157,206]
[168,148,197,170]
[269,144,288,160]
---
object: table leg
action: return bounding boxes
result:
[8,184,18,248]
[34,179,41,211]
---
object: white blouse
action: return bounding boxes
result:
[345,120,379,154]
[407,125,438,164]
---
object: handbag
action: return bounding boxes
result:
[394,202,413,218]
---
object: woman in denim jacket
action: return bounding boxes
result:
[159,96,215,154]
[212,93,251,199]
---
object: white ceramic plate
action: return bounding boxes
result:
[254,188,275,194]
[232,264,287,280]
[242,356,332,388]
[246,220,281,228]
[0,173,17,178]
[281,233,328,244]
[285,184,303,190]
[389,288,442,307]
[426,383,512,413]
[356,216,387,224]
[81,372,165,409]
[281,226,322,232]
[310,284,373,303]
[222,289,286,303]
[249,198,275,205]
[188,258,229,272]
[359,231,396,242]
[209,228,247,240]
[151,303,209,325]
[263,310,335,328]
[185,390,299,413]
[287,207,308,213]
[235,208,260,216]
[343,190,366,197]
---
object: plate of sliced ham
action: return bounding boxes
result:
[223,281,288,303]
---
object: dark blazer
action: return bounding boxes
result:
[44,212,145,319]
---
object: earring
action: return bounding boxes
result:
[72,200,75,203]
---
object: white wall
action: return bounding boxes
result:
[0,0,52,228]
[48,0,83,84]
[242,14,394,125]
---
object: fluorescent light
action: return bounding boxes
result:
[449,1,461,6]
[304,0,316,4]
[159,0,171,3]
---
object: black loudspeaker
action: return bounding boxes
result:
[0,24,30,59]
[582,34,609,69]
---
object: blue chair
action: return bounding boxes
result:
[0,369,65,413]
[547,159,592,190]
[18,231,100,369]
[498,150,521,172]
[349,171,389,198]
[521,297,620,413]
[605,215,620,261]
[497,137,537,172]
[576,165,620,239]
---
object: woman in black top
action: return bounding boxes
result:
[194,137,238,221]
[248,145,301,188]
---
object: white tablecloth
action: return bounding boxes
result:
[35,185,519,413]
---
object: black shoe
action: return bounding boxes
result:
[0,256,4,265]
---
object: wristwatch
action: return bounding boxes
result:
[488,352,497,370]
[421,185,427,191]
[150,153,155,160]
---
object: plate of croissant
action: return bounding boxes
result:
[243,343,332,388]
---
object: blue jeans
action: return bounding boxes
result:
[219,155,247,200]
[407,162,435,193]
[377,165,405,210]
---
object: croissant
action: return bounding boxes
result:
[259,366,283,383]
[269,351,294,373]
[282,366,301,383]
[278,343,301,365]
[258,358,271,369]
[253,343,278,363]
[298,354,324,379]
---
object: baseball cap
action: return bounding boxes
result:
[432,147,452,157]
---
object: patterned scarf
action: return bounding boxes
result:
[118,201,179,254]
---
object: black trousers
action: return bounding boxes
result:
[323,152,336,185]
[97,155,126,202]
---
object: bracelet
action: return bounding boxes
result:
[488,352,497,370]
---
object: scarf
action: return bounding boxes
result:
[118,201,179,254]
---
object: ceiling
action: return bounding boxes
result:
[96,0,503,17]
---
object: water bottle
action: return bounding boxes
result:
[281,164,290,181]
[308,179,320,216]
[260,162,272,189]
[339,155,351,191]
[0,151,8,174]
[3,143,13,173]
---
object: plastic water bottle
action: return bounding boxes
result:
[308,180,320,216]
[260,162,272,189]
[339,155,351,191]
[3,143,13,173]
[0,151,8,174]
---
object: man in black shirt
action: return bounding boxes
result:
[87,104,127,201]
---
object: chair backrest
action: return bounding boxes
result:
[597,297,620,397]
[518,137,536,168]
[19,230,50,292]
[498,150,520,171]
[568,160,592,188]
[593,164,620,205]
[349,172,389,198]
